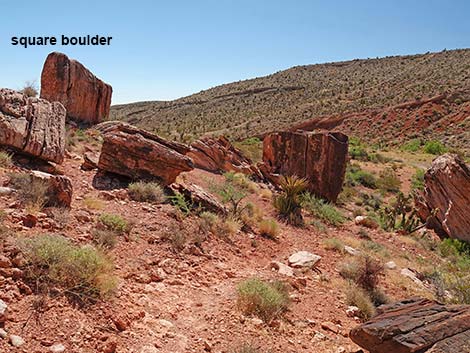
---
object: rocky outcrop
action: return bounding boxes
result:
[350,297,470,353]
[98,124,193,185]
[40,52,112,125]
[188,136,260,176]
[415,154,470,242]
[0,88,66,164]
[259,131,348,202]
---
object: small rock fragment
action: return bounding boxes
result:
[50,343,66,352]
[288,251,321,268]
[10,335,25,347]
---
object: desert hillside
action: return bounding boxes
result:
[110,49,470,150]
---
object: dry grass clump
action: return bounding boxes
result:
[8,172,49,211]
[83,197,105,210]
[128,181,166,203]
[237,278,290,323]
[323,237,345,253]
[258,219,280,240]
[344,283,376,320]
[0,151,13,168]
[20,234,116,302]
[340,256,390,319]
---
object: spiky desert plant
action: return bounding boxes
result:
[273,175,308,226]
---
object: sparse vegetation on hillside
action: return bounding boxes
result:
[128,181,166,203]
[111,49,470,153]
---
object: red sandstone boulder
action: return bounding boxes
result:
[98,123,193,185]
[188,136,260,176]
[40,52,112,125]
[350,297,470,353]
[0,88,66,164]
[259,131,348,202]
[415,154,470,242]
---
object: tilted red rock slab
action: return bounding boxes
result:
[0,88,65,164]
[188,136,260,177]
[350,297,470,353]
[415,153,470,242]
[98,123,193,185]
[259,131,348,202]
[40,52,112,125]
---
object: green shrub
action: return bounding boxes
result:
[401,139,422,152]
[128,181,166,203]
[169,191,192,217]
[237,278,290,322]
[0,151,13,168]
[423,140,447,155]
[346,165,377,189]
[273,176,307,226]
[411,169,425,191]
[439,238,470,258]
[98,213,133,235]
[301,193,345,226]
[20,234,116,301]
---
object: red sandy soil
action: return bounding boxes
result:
[0,150,439,353]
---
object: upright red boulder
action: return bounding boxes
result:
[40,52,112,125]
[415,153,470,242]
[0,88,65,164]
[188,136,260,176]
[259,131,348,202]
[98,123,193,185]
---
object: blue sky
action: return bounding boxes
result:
[1,0,469,104]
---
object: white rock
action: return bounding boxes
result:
[401,268,424,286]
[270,261,294,276]
[0,299,7,315]
[10,335,24,347]
[385,261,397,270]
[288,251,321,268]
[346,305,360,317]
[0,328,7,339]
[354,215,365,224]
[0,187,15,196]
[158,319,174,328]
[250,317,264,327]
[313,331,327,341]
[344,245,361,256]
[50,343,66,352]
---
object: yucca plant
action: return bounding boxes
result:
[273,175,308,226]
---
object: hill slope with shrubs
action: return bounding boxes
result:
[111,49,470,150]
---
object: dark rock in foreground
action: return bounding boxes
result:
[350,297,470,353]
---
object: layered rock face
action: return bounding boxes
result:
[415,153,470,242]
[350,297,470,353]
[40,52,112,124]
[98,123,194,185]
[0,88,66,164]
[188,136,260,176]
[259,131,348,202]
